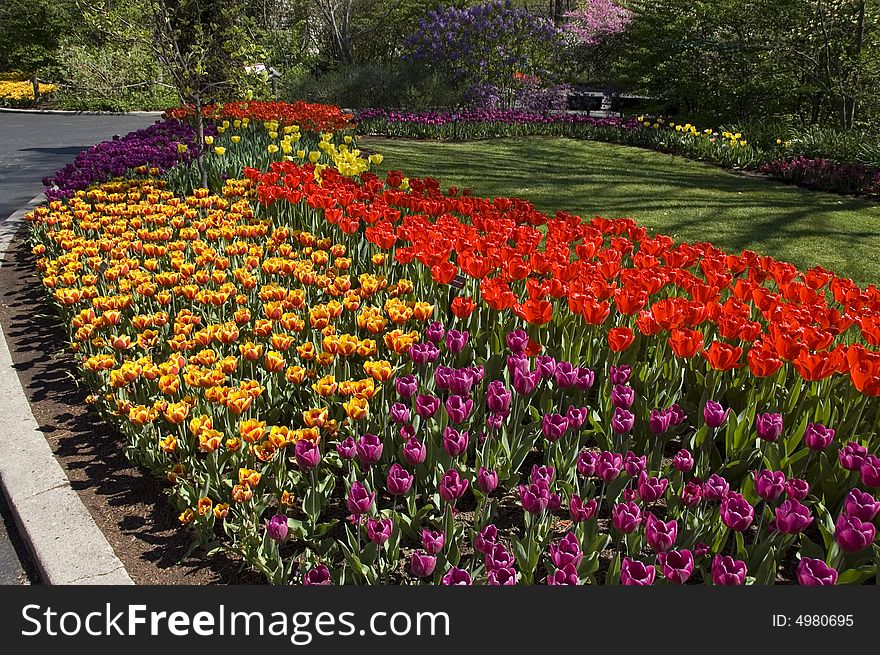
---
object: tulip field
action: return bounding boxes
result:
[27,100,880,585]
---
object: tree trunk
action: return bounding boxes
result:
[195,94,208,189]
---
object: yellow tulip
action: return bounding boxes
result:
[213,146,226,156]
[204,135,214,145]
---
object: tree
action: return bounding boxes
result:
[147,0,264,185]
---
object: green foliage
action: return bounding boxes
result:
[614,0,880,128]
[0,0,74,73]
[54,41,177,111]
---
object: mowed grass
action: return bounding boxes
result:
[363,136,880,286]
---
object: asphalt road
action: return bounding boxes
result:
[0,110,159,585]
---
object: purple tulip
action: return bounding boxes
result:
[303,564,331,585]
[389,402,411,424]
[506,353,529,376]
[649,408,672,435]
[804,422,835,450]
[475,524,498,555]
[835,513,876,552]
[620,558,656,586]
[703,400,729,428]
[386,463,414,496]
[505,329,529,353]
[519,483,550,515]
[774,499,813,534]
[549,532,582,569]
[410,550,437,578]
[681,480,703,508]
[612,501,642,533]
[574,367,595,390]
[548,492,562,511]
[645,514,677,552]
[445,329,469,354]
[721,493,754,532]
[638,473,669,503]
[512,367,541,395]
[611,384,635,409]
[703,474,730,501]
[439,469,469,503]
[673,449,694,472]
[346,482,375,517]
[796,558,838,586]
[409,342,440,366]
[843,488,880,521]
[784,478,810,500]
[442,426,469,457]
[838,442,868,471]
[441,567,472,585]
[487,544,516,572]
[445,395,473,424]
[597,451,623,482]
[553,361,578,388]
[569,494,597,522]
[366,517,393,545]
[577,450,598,477]
[711,555,747,585]
[754,469,786,502]
[434,367,452,392]
[395,374,418,399]
[611,407,635,434]
[609,364,631,385]
[424,321,445,344]
[266,514,289,542]
[756,412,783,442]
[422,529,445,555]
[531,464,555,486]
[356,433,383,466]
[446,369,475,395]
[535,355,557,378]
[861,455,880,488]
[541,413,569,442]
[487,413,505,429]
[693,542,710,558]
[336,436,357,460]
[486,380,511,415]
[546,564,579,585]
[488,567,518,585]
[666,403,687,425]
[658,549,694,584]
[294,439,321,470]
[415,394,440,419]
[477,467,499,494]
[624,451,646,478]
[566,405,588,429]
[402,437,426,466]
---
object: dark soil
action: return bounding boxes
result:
[0,223,260,584]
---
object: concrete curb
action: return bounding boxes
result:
[0,194,134,585]
[0,107,164,116]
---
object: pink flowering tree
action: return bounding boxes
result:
[564,0,633,46]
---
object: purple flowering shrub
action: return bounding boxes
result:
[42,120,209,200]
[405,1,566,110]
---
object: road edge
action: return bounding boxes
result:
[0,107,163,117]
[0,194,134,585]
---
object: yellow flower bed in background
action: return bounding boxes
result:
[0,79,58,102]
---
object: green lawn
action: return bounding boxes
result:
[364,136,880,286]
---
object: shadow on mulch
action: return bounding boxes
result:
[0,223,261,584]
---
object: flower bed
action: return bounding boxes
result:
[357,109,880,198]
[25,100,880,585]
[0,77,57,107]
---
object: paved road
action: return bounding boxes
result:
[0,110,158,585]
